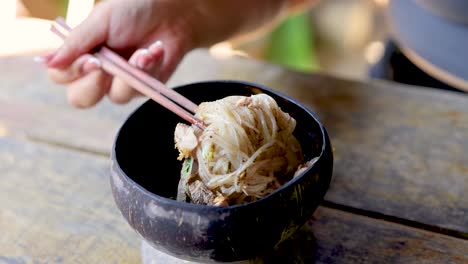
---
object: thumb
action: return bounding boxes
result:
[47,3,110,68]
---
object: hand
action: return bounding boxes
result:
[39,0,308,108]
[41,0,196,108]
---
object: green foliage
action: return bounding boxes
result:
[55,0,69,17]
[266,13,319,72]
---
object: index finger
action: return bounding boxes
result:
[47,2,110,69]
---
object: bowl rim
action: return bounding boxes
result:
[111,80,330,211]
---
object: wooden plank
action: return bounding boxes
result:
[0,138,140,263]
[1,137,466,263]
[0,51,467,235]
[0,55,142,114]
[288,207,468,264]
[0,97,131,155]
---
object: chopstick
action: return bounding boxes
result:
[50,18,206,129]
[55,18,198,114]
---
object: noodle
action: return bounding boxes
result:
[174,94,304,206]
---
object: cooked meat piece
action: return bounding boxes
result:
[188,180,217,205]
[174,123,198,160]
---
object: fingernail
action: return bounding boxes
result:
[149,40,163,53]
[140,49,151,56]
[137,49,153,68]
[153,40,163,48]
[82,57,102,73]
[34,50,58,64]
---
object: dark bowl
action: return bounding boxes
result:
[110,80,333,263]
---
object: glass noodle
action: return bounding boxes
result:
[175,94,304,206]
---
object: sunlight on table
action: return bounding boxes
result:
[0,0,94,57]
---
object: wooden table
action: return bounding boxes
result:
[1,50,467,263]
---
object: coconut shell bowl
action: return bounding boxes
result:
[110,80,333,263]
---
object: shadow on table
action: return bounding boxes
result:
[252,220,319,264]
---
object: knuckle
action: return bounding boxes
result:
[67,91,89,108]
[109,92,132,104]
[48,69,72,84]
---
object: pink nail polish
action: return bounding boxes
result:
[82,57,102,73]
[137,49,153,68]
[150,40,163,49]
[34,50,58,64]
[149,40,164,55]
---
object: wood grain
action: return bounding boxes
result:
[1,137,466,263]
[0,51,467,236]
[282,207,468,264]
[0,56,144,154]
[0,138,140,263]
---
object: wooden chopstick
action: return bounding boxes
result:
[55,18,198,114]
[50,20,205,129]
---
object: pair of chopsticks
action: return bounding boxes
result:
[50,17,206,129]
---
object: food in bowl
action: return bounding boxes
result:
[174,94,315,206]
[110,81,333,263]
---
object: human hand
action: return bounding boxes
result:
[39,0,196,107]
[39,0,308,108]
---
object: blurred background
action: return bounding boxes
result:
[1,0,389,82]
[233,0,389,81]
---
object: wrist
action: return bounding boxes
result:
[188,0,290,48]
